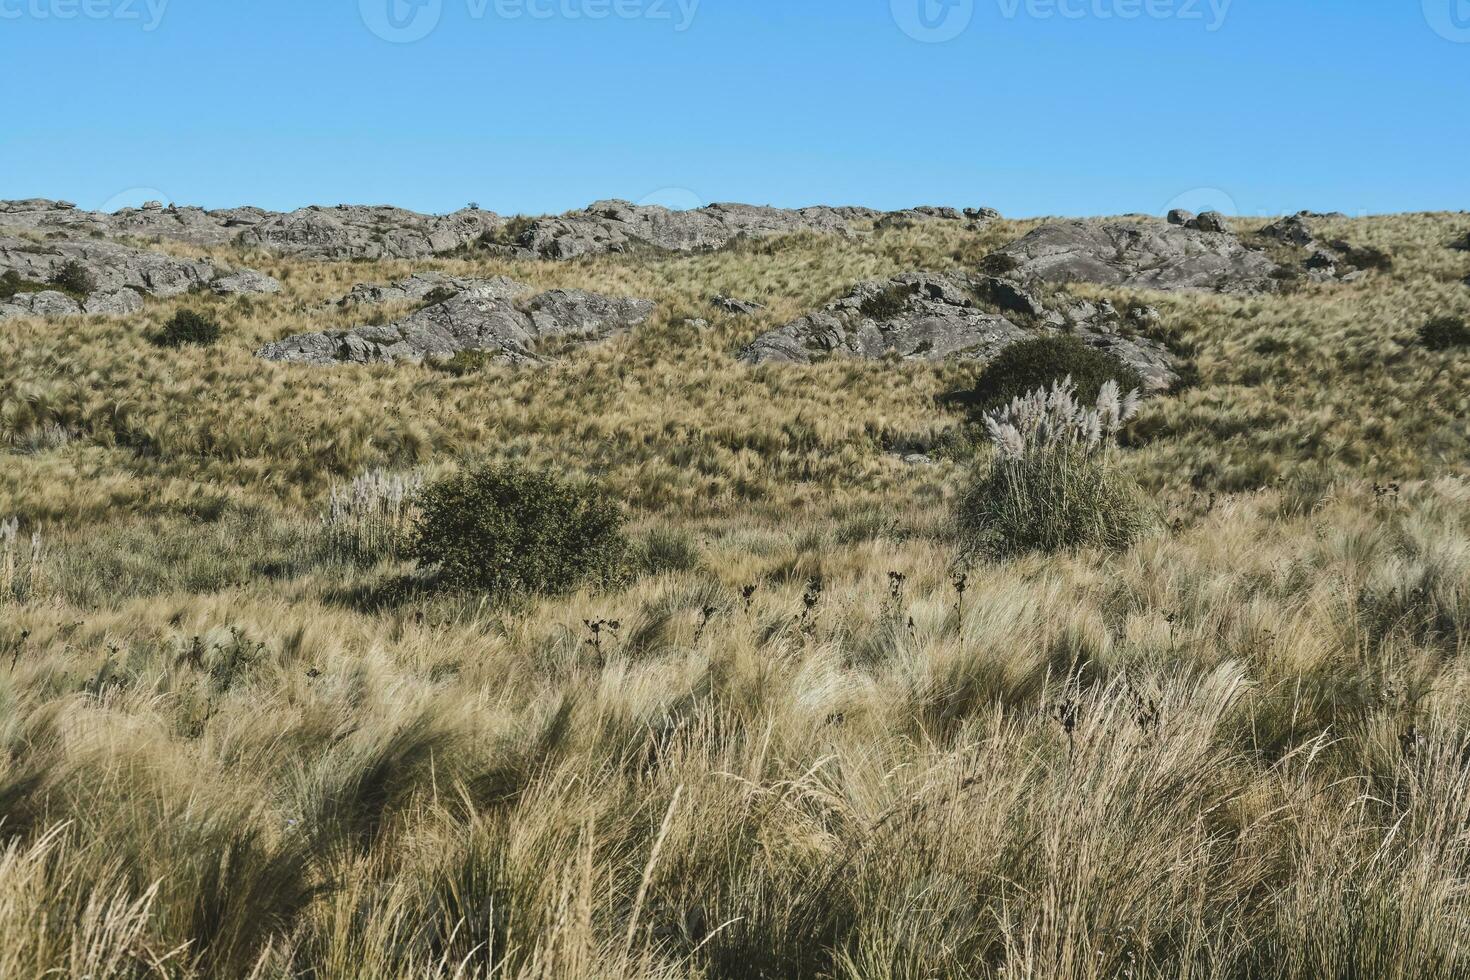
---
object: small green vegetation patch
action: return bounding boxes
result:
[859,283,915,321]
[409,462,628,600]
[969,335,1146,412]
[152,310,222,348]
[1419,316,1470,352]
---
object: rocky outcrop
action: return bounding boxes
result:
[488,200,873,260]
[2,198,998,263]
[0,199,504,261]
[988,219,1281,293]
[236,206,505,261]
[710,295,765,316]
[334,272,529,307]
[0,198,270,247]
[1257,213,1392,282]
[736,271,1176,391]
[0,235,279,320]
[256,277,654,366]
[874,206,999,230]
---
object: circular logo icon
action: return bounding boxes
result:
[98,187,174,212]
[360,0,443,43]
[891,0,974,43]
[1161,187,1240,219]
[1423,0,1470,42]
[636,187,706,211]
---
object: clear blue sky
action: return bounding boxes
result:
[2,0,1466,217]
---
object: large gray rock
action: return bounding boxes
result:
[1259,214,1317,247]
[212,269,283,296]
[335,272,530,307]
[0,235,278,318]
[0,199,503,260]
[493,200,868,260]
[736,271,1176,391]
[0,198,272,247]
[257,279,654,366]
[236,205,505,260]
[989,219,1280,293]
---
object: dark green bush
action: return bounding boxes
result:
[49,260,96,297]
[436,350,497,376]
[978,252,1022,276]
[0,270,22,299]
[153,310,222,348]
[955,446,1149,560]
[1418,316,1470,351]
[409,462,627,599]
[859,284,915,321]
[969,335,1146,413]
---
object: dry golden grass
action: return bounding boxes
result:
[0,212,1468,977]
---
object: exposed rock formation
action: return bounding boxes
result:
[256,277,654,366]
[487,200,875,260]
[710,295,765,316]
[736,271,1176,391]
[988,219,1281,293]
[236,206,505,261]
[2,198,1000,263]
[334,272,529,307]
[0,234,279,320]
[0,199,504,261]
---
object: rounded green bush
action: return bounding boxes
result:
[1418,316,1469,352]
[970,335,1146,413]
[49,260,96,297]
[153,310,222,348]
[955,446,1150,560]
[409,462,627,599]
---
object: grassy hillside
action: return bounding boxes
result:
[1,213,1468,978]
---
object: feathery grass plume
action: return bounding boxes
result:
[0,516,45,603]
[958,378,1149,559]
[320,467,425,565]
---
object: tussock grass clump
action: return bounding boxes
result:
[969,334,1147,412]
[1419,316,1470,351]
[410,462,627,599]
[151,309,221,348]
[957,379,1149,559]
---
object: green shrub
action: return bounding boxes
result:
[969,335,1146,413]
[978,252,1022,276]
[0,270,22,300]
[859,283,915,321]
[409,462,627,599]
[1418,316,1470,352]
[956,379,1149,560]
[435,350,496,377]
[48,260,96,297]
[152,310,222,348]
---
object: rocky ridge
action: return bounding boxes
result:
[256,275,654,366]
[0,234,279,320]
[0,198,998,263]
[737,271,1177,392]
[988,219,1281,293]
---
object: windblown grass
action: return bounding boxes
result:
[0,211,1467,977]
